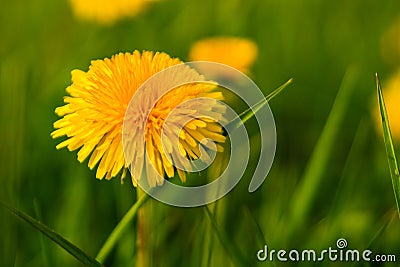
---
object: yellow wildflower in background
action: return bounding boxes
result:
[69,0,154,25]
[380,16,400,66]
[52,51,226,187]
[374,69,400,142]
[188,37,258,74]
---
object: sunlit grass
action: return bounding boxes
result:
[376,73,400,218]
[1,0,400,266]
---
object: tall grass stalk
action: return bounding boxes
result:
[288,67,358,234]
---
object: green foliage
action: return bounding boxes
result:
[289,67,358,234]
[1,0,400,266]
[0,202,103,267]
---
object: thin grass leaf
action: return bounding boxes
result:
[225,78,293,131]
[288,66,358,234]
[0,201,103,267]
[348,209,397,267]
[367,209,396,248]
[376,73,400,218]
[240,78,293,125]
[204,206,248,267]
[242,207,267,247]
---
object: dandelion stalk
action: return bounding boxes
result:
[95,192,149,263]
[135,187,152,267]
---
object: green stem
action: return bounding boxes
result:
[95,192,149,263]
[136,187,151,267]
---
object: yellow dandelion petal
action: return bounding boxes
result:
[197,127,226,143]
[178,142,186,157]
[189,36,258,74]
[177,168,186,183]
[181,129,198,148]
[160,151,174,178]
[52,50,227,187]
[185,127,206,143]
[180,139,200,159]
[199,91,224,100]
[205,122,224,133]
[216,143,224,153]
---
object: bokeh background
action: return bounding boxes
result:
[1,0,400,266]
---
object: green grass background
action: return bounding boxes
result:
[1,0,400,266]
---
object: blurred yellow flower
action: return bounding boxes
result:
[188,37,258,74]
[380,16,400,66]
[374,69,400,141]
[69,0,153,25]
[52,51,226,187]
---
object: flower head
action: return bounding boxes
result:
[188,37,258,74]
[69,0,153,25]
[374,69,400,142]
[52,51,226,187]
[380,16,400,66]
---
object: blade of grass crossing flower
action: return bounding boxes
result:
[0,201,103,267]
[96,192,149,263]
[239,78,293,127]
[204,206,248,267]
[225,78,293,131]
[288,67,358,234]
[376,73,400,218]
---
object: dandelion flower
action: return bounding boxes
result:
[380,16,400,66]
[188,37,258,74]
[52,51,226,187]
[373,69,400,142]
[69,0,154,25]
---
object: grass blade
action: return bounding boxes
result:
[0,201,103,267]
[240,78,293,125]
[367,209,396,248]
[376,73,400,218]
[242,207,267,247]
[204,206,248,267]
[225,78,293,130]
[288,66,358,233]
